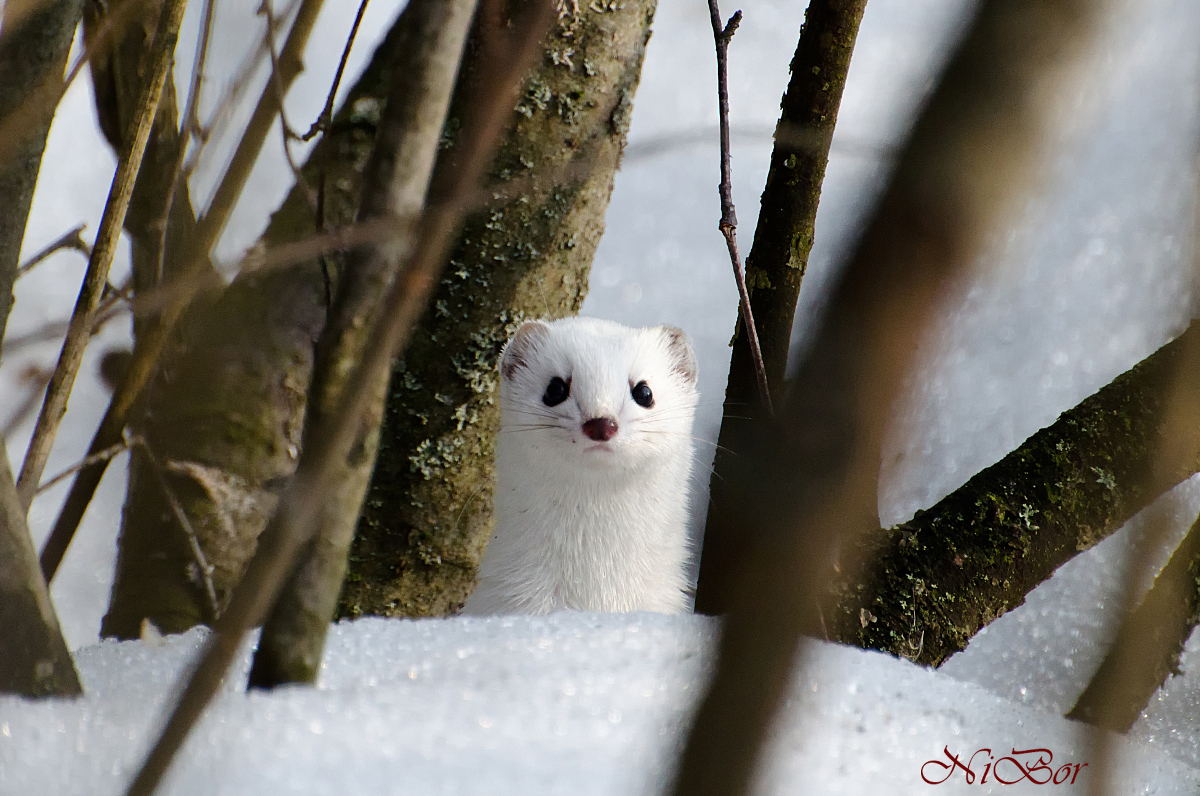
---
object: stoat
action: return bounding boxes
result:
[463,317,699,615]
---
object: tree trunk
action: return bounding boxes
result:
[100,0,658,636]
[0,0,84,354]
[0,436,81,697]
[825,321,1200,666]
[247,0,479,687]
[339,0,658,618]
[696,0,868,615]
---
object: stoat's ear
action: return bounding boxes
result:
[657,325,698,386]
[500,320,551,381]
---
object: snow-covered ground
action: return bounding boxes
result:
[5,615,1200,796]
[6,0,1200,792]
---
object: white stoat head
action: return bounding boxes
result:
[497,317,698,475]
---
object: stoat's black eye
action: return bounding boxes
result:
[542,376,570,407]
[631,380,654,408]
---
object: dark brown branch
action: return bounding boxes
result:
[1066,512,1200,732]
[122,2,555,792]
[696,0,868,615]
[670,1,1100,795]
[707,1,770,416]
[303,0,371,141]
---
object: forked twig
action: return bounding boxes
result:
[15,224,90,277]
[32,435,221,620]
[14,0,189,512]
[141,448,220,621]
[707,0,771,415]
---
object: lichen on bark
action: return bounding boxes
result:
[340,0,659,618]
[825,322,1200,666]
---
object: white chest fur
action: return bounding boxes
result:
[463,317,698,615]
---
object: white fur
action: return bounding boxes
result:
[463,317,698,615]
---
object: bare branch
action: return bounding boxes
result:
[15,223,91,277]
[706,0,770,416]
[0,0,85,353]
[0,434,80,697]
[39,0,329,584]
[697,0,868,614]
[302,0,371,142]
[249,0,481,689]
[34,438,132,496]
[14,0,189,511]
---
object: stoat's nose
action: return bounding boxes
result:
[582,417,618,442]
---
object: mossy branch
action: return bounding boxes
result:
[825,322,1200,666]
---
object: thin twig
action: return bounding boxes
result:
[122,1,555,791]
[15,224,90,277]
[182,0,303,180]
[34,439,132,496]
[153,0,216,288]
[707,0,771,415]
[145,451,220,621]
[39,0,328,584]
[2,366,52,439]
[260,0,318,211]
[303,0,371,141]
[14,0,189,512]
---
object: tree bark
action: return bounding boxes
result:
[696,0,868,615]
[825,321,1200,666]
[100,0,657,636]
[247,0,479,688]
[0,0,84,355]
[340,0,659,619]
[0,436,81,697]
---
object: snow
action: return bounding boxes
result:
[5,614,1200,795]
[6,0,1200,792]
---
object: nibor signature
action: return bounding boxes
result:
[921,747,1088,785]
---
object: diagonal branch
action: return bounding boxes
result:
[248,0,481,689]
[670,0,1103,794]
[15,0,189,511]
[38,0,328,583]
